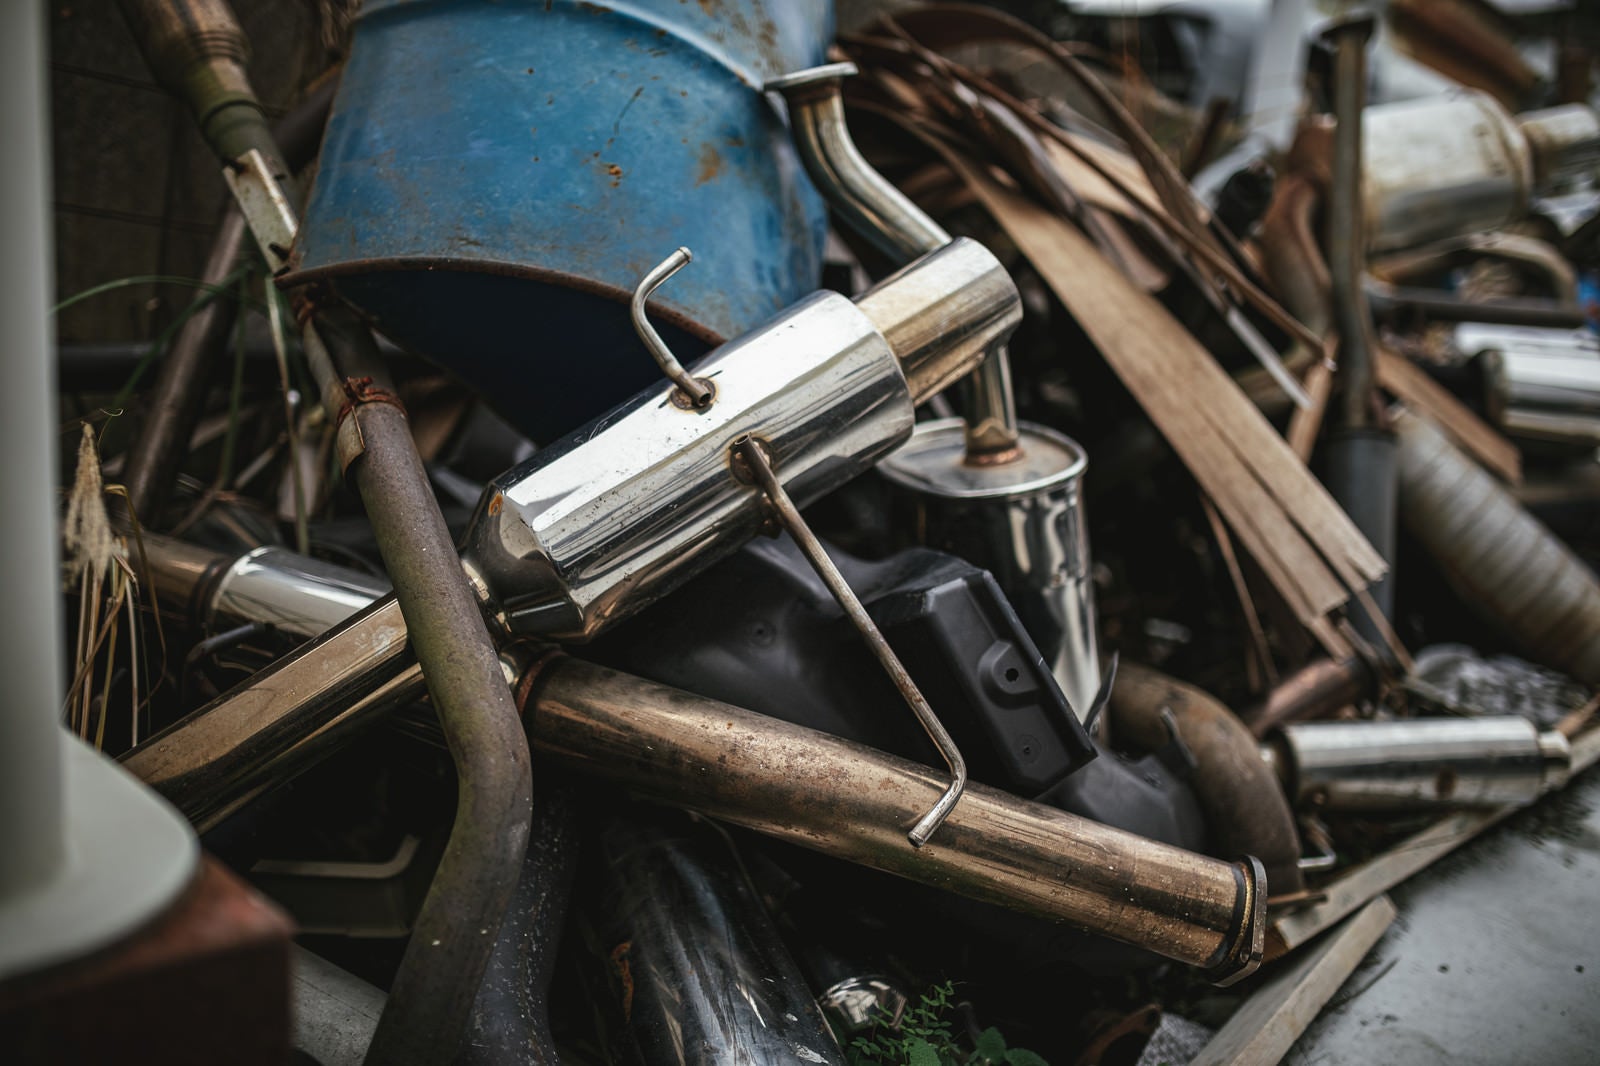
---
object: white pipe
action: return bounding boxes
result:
[0,0,67,903]
[0,0,196,983]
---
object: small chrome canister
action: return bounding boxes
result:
[877,418,1101,720]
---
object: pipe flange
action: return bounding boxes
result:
[1206,855,1268,986]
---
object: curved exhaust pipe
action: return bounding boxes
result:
[1109,664,1305,896]
[768,62,1020,459]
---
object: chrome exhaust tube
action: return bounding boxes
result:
[122,595,423,833]
[1267,716,1571,811]
[768,62,1019,458]
[1482,340,1600,449]
[138,533,388,643]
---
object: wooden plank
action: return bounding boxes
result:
[1376,348,1521,484]
[1042,137,1144,220]
[1010,206,1341,620]
[955,156,1384,625]
[1286,353,1335,461]
[1270,722,1600,957]
[1191,896,1398,1066]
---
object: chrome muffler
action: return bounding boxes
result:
[128,238,1019,833]
[461,238,1017,640]
[1477,327,1600,449]
[1267,716,1570,811]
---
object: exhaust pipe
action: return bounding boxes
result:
[1241,656,1373,738]
[1109,664,1305,895]
[462,237,1017,641]
[523,655,1265,984]
[1267,716,1570,811]
[1322,15,1399,653]
[127,543,1265,985]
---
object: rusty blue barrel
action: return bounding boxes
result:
[289,0,832,441]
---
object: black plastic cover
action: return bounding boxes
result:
[594,535,1096,796]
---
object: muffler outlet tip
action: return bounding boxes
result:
[1206,856,1268,987]
[855,238,1022,405]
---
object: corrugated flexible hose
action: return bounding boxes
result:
[1396,412,1600,685]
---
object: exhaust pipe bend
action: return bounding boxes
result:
[769,63,1021,459]
[1109,663,1306,896]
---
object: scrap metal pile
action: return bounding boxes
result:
[6,0,1600,1062]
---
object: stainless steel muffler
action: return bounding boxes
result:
[461,238,1018,640]
[1267,716,1570,811]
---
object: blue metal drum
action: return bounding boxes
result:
[288,0,832,441]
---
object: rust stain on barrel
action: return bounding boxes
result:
[696,142,723,184]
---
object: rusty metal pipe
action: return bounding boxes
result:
[118,6,536,1048]
[461,778,578,1066]
[521,656,1266,984]
[1241,657,1372,739]
[1108,664,1304,895]
[304,318,533,1066]
[1324,14,1377,430]
[1367,281,1592,329]
[121,210,248,525]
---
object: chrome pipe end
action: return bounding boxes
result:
[765,61,860,100]
[855,238,1021,404]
